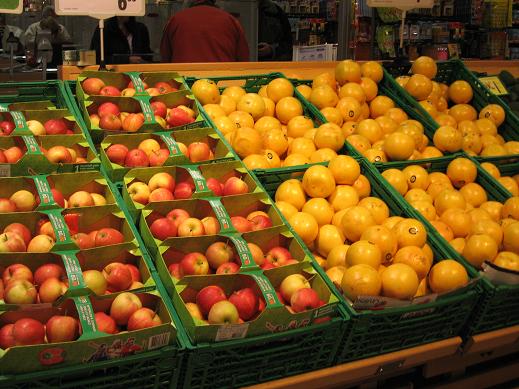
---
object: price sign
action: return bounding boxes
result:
[0,0,22,14]
[55,0,145,18]
[367,0,433,10]
[479,76,508,96]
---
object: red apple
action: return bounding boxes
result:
[290,288,321,312]
[12,318,45,345]
[155,81,176,94]
[72,232,96,249]
[196,285,227,316]
[82,77,106,94]
[173,182,194,199]
[246,243,265,266]
[205,242,233,270]
[149,149,170,166]
[46,315,79,343]
[98,102,120,117]
[0,198,16,213]
[228,288,259,320]
[177,218,205,237]
[3,264,33,284]
[34,263,64,286]
[151,101,167,118]
[201,216,220,235]
[128,182,151,205]
[95,228,125,247]
[168,263,182,279]
[38,277,67,303]
[44,119,69,135]
[103,262,133,292]
[206,178,224,196]
[188,142,211,162]
[230,216,252,233]
[149,188,175,202]
[249,215,273,231]
[99,85,121,96]
[125,148,149,167]
[166,208,190,229]
[146,87,160,96]
[138,139,161,156]
[0,120,14,135]
[223,177,249,196]
[280,274,311,302]
[265,247,292,267]
[4,279,37,304]
[38,221,56,240]
[150,217,178,241]
[127,80,148,90]
[208,300,239,324]
[106,144,129,165]
[99,114,122,132]
[27,234,54,253]
[148,172,175,193]
[167,107,194,127]
[180,252,210,276]
[94,312,118,334]
[126,264,141,282]
[3,223,31,247]
[0,232,27,252]
[127,307,162,331]
[122,113,144,133]
[110,292,143,326]
[68,191,95,207]
[4,146,23,163]
[82,270,107,295]
[216,262,240,274]
[35,188,65,208]
[0,324,15,349]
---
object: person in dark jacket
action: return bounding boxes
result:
[90,16,152,64]
[258,0,293,61]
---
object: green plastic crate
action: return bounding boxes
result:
[255,158,479,362]
[475,158,519,198]
[372,153,519,335]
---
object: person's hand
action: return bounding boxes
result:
[258,42,273,58]
[129,55,143,64]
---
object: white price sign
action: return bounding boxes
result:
[0,0,22,14]
[367,0,433,10]
[55,0,145,18]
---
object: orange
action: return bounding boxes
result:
[435,114,458,128]
[262,97,276,116]
[296,84,312,100]
[450,238,466,254]
[360,103,371,120]
[394,246,432,279]
[395,76,410,88]
[302,165,336,198]
[498,177,519,196]
[339,82,366,104]
[358,196,389,224]
[316,224,346,257]
[222,85,246,104]
[375,116,398,135]
[427,180,455,201]
[361,225,398,263]
[191,79,221,105]
[383,216,404,230]
[302,198,335,226]
[381,263,419,299]
[504,141,519,155]
[276,97,303,124]
[437,97,448,112]
[282,153,310,168]
[228,110,255,129]
[446,157,477,188]
[213,116,237,135]
[332,209,349,230]
[356,119,383,144]
[242,154,270,170]
[493,252,519,272]
[430,220,454,241]
[458,120,478,136]
[475,118,497,136]
[503,222,519,253]
[433,125,462,153]
[312,72,337,91]
[422,243,433,263]
[434,189,466,216]
[480,134,501,148]
[448,80,473,104]
[287,115,314,138]
[479,104,505,126]
[336,97,362,122]
[371,140,385,151]
[275,178,307,210]
[402,165,429,190]
[471,219,503,246]
[203,103,226,120]
[405,74,433,100]
[275,201,298,220]
[405,188,433,203]
[383,132,415,161]
[288,212,319,245]
[360,61,384,83]
[309,85,339,110]
[462,132,483,155]
[459,183,488,207]
[346,134,371,154]
[415,278,429,297]
[440,208,472,238]
[314,123,345,151]
[370,96,395,118]
[262,129,289,157]
[328,185,359,211]
[428,260,468,293]
[353,174,371,199]
[346,240,382,269]
[341,121,358,138]
[410,200,437,221]
[411,56,437,79]
[320,107,344,126]
[341,264,382,300]
[231,127,262,158]
[310,148,338,163]
[382,168,408,195]
[287,137,316,158]
[218,95,237,115]
[463,234,498,268]
[393,218,427,248]
[364,148,387,163]
[327,244,350,268]
[421,146,444,158]
[336,60,362,85]
[448,104,477,122]
[314,253,327,269]
[237,93,266,120]
[481,144,507,157]
[340,206,376,242]
[360,77,379,101]
[418,100,438,118]
[384,108,409,124]
[258,85,268,98]
[502,197,519,220]
[254,116,282,134]
[266,78,294,103]
[328,155,360,185]
[469,208,493,225]
[326,266,347,284]
[479,201,503,222]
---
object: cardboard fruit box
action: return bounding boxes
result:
[172,266,339,344]
[0,109,85,138]
[0,292,176,374]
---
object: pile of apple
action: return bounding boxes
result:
[396,56,518,157]
[184,274,325,324]
[127,171,249,205]
[167,240,299,278]
[0,145,24,164]
[40,145,90,165]
[82,77,179,97]
[106,138,215,168]
[381,157,519,272]
[149,207,274,241]
[0,117,75,137]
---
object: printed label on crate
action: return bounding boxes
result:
[184,166,208,192]
[22,135,43,154]
[352,295,409,310]
[0,104,9,112]
[482,261,519,285]
[314,303,334,318]
[479,76,508,96]
[0,164,11,177]
[207,198,233,231]
[399,307,436,320]
[127,73,147,94]
[47,212,72,244]
[250,274,280,306]
[10,111,27,131]
[138,100,155,123]
[215,323,249,341]
[227,234,255,267]
[74,296,97,333]
[73,163,101,172]
[159,133,182,155]
[61,253,85,289]
[147,332,171,350]
[33,176,55,207]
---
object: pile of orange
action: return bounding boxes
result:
[381,157,519,272]
[273,156,469,301]
[399,56,518,157]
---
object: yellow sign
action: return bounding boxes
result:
[479,76,508,96]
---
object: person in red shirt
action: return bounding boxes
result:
[160,0,249,63]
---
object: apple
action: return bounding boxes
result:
[246,243,265,266]
[265,247,292,267]
[168,263,182,279]
[206,178,224,196]
[110,292,143,326]
[201,216,220,235]
[34,263,64,286]
[228,288,259,320]
[167,107,194,127]
[128,80,148,89]
[12,318,45,345]
[146,87,160,96]
[290,288,321,312]
[208,300,239,324]
[90,114,100,127]
[166,208,190,229]
[99,85,121,96]
[38,221,56,240]
[82,270,108,295]
[196,285,227,316]
[0,150,6,162]
[3,264,33,284]
[223,177,249,196]
[125,148,149,167]
[35,188,65,208]
[177,142,189,157]
[171,182,193,200]
[26,120,46,135]
[121,88,136,97]
[0,232,27,252]
[185,302,204,320]
[151,101,167,118]
[98,102,120,117]
[150,217,177,241]
[82,77,105,94]
[44,119,69,135]
[250,215,273,231]
[68,191,95,207]
[91,193,107,206]
[0,324,15,349]
[216,262,240,274]
[122,113,144,132]
[0,198,16,213]
[148,172,176,193]
[95,228,125,247]
[9,190,36,212]
[27,234,54,252]
[178,218,205,237]
[103,262,133,292]
[180,252,210,276]
[38,277,67,303]
[149,188,175,202]
[4,279,37,304]
[46,315,79,343]
[94,312,118,334]
[155,81,176,94]
[126,264,142,282]
[205,242,233,270]
[106,144,129,165]
[0,120,15,135]
[127,307,163,331]
[149,149,170,166]
[3,224,30,248]
[46,146,73,164]
[230,216,252,233]
[280,274,311,302]
[128,182,151,205]
[4,146,23,163]
[99,114,122,132]
[188,142,211,162]
[72,232,95,249]
[138,139,161,157]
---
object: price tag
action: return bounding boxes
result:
[479,76,508,96]
[367,0,433,9]
[0,0,22,14]
[55,0,145,17]
[215,323,249,342]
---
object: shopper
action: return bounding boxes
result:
[160,0,249,63]
[258,0,293,61]
[90,16,153,64]
[0,14,24,54]
[24,6,71,47]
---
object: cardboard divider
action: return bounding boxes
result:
[20,109,83,136]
